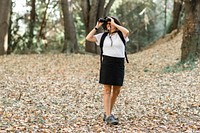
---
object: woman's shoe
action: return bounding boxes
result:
[105,115,119,125]
[103,113,118,121]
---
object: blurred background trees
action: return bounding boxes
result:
[0,0,199,62]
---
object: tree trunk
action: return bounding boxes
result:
[164,0,167,34]
[170,0,183,32]
[0,0,11,55]
[82,0,101,53]
[28,0,36,49]
[181,0,200,62]
[7,1,13,54]
[82,0,115,53]
[61,0,78,53]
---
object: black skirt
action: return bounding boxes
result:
[99,55,125,86]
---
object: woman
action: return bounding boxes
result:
[86,16,129,125]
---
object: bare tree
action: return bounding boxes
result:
[181,0,200,61]
[0,0,11,55]
[61,0,78,53]
[81,0,115,53]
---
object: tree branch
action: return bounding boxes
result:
[104,0,115,16]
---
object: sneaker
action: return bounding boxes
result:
[105,115,119,125]
[103,113,118,121]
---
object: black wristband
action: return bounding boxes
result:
[94,27,98,31]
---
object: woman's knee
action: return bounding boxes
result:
[104,85,111,94]
[113,86,121,95]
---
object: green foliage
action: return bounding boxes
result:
[10,16,46,54]
[112,0,173,53]
[74,13,85,52]
[10,0,63,54]
[11,33,45,54]
[163,60,196,73]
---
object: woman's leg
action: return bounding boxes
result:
[110,86,121,113]
[103,84,112,117]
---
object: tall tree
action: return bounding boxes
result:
[170,0,183,32]
[181,0,200,61]
[81,0,115,53]
[0,0,11,55]
[61,0,78,53]
[28,0,36,49]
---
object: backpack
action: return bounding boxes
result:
[100,30,129,64]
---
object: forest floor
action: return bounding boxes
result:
[0,30,200,132]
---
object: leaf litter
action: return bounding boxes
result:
[0,31,199,132]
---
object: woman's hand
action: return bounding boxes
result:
[107,16,129,38]
[86,20,103,42]
[95,20,103,29]
[107,17,115,26]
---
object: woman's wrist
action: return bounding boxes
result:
[94,27,98,31]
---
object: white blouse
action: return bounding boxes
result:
[94,32,129,58]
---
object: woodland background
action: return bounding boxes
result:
[0,0,186,55]
[0,0,200,132]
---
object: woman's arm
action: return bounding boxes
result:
[110,17,129,38]
[86,22,103,42]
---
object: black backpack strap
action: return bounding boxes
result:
[117,31,129,63]
[100,32,108,64]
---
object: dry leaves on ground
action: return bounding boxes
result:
[0,31,199,132]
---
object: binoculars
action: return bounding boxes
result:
[98,17,111,23]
